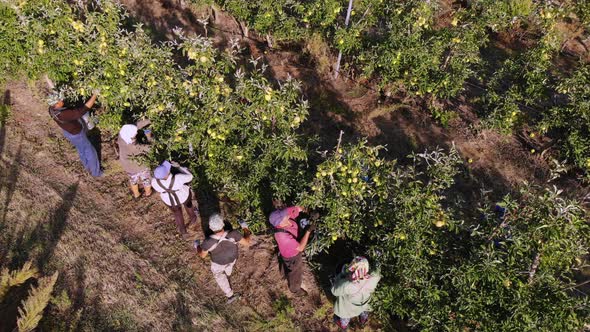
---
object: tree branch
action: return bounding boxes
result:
[528,252,541,283]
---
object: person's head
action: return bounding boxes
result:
[47,91,64,108]
[209,213,225,233]
[154,161,172,180]
[269,209,290,228]
[344,256,370,282]
[119,124,138,144]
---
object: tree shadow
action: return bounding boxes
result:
[0,210,33,264]
[71,258,88,313]
[35,257,89,331]
[37,253,143,331]
[370,107,448,160]
[0,173,80,329]
[0,89,11,158]
[87,127,103,166]
[171,290,192,330]
[0,136,23,226]
[369,108,518,213]
[308,240,355,300]
[190,172,217,237]
[0,277,37,332]
[255,43,360,153]
[121,0,208,43]
[74,287,138,332]
[7,181,79,271]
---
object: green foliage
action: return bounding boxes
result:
[217,0,342,41]
[479,0,534,21]
[573,1,590,28]
[299,141,392,253]
[301,142,462,253]
[480,5,563,132]
[300,141,589,330]
[543,65,590,173]
[1,0,309,230]
[0,261,38,300]
[246,296,299,331]
[441,186,590,331]
[144,35,310,230]
[17,272,59,332]
[207,0,590,176]
[0,1,25,84]
[1,1,589,331]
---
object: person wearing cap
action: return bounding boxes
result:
[48,91,102,177]
[331,256,381,330]
[151,160,197,239]
[196,213,252,303]
[118,120,153,199]
[270,206,315,295]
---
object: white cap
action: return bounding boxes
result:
[209,213,224,232]
[119,124,138,144]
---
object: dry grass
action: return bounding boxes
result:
[305,32,333,75]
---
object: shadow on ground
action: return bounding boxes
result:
[6,181,79,270]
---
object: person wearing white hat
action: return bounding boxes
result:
[117,120,153,199]
[196,213,252,303]
[151,160,198,239]
[48,90,102,177]
[331,256,381,330]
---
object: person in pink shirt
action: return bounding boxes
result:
[270,206,316,295]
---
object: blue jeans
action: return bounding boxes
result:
[62,129,102,177]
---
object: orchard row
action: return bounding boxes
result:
[213,0,590,175]
[0,0,588,330]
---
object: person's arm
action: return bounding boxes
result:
[197,247,208,258]
[331,276,354,297]
[56,94,98,121]
[85,94,98,109]
[296,230,312,252]
[367,272,382,291]
[138,119,154,142]
[197,239,210,258]
[136,118,151,129]
[174,166,194,184]
[296,224,315,252]
[238,230,252,246]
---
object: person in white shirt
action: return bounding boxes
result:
[151,160,198,239]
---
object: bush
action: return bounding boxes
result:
[2,0,309,230]
[301,142,589,331]
[542,65,590,174]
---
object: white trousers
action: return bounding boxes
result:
[211,260,236,297]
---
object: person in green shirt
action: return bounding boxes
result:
[331,256,381,330]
